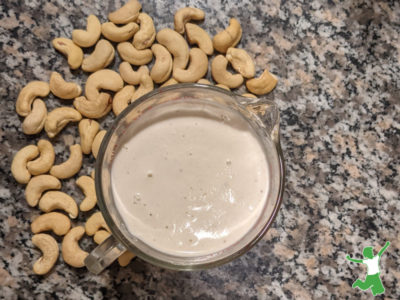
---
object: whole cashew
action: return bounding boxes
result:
[22,99,47,135]
[93,230,110,244]
[91,130,106,159]
[185,23,213,55]
[173,48,208,83]
[174,7,205,34]
[113,85,135,116]
[133,13,156,50]
[44,107,82,138]
[76,175,97,211]
[226,48,255,78]
[82,39,115,73]
[156,28,189,70]
[72,15,101,48]
[78,119,100,154]
[246,69,278,95]
[90,170,95,179]
[119,62,149,85]
[39,191,79,219]
[50,144,83,179]
[27,140,55,175]
[131,74,154,102]
[31,212,71,236]
[108,0,142,24]
[11,145,39,184]
[85,211,110,236]
[160,78,178,87]
[25,175,61,207]
[242,93,257,98]
[215,83,230,91]
[74,93,112,119]
[150,44,172,83]
[211,55,243,88]
[49,72,82,99]
[16,81,50,117]
[52,38,84,69]
[118,251,136,267]
[212,18,242,53]
[101,22,139,42]
[117,42,153,66]
[32,233,59,275]
[85,69,124,101]
[62,226,88,268]
[197,78,212,85]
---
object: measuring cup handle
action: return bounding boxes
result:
[85,235,127,275]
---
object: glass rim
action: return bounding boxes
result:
[95,83,285,270]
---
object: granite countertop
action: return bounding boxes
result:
[1,0,399,299]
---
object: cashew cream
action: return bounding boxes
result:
[111,100,269,257]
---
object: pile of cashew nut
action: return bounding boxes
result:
[12,0,278,275]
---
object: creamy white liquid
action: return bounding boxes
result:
[111,101,269,257]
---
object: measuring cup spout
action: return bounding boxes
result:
[236,95,280,145]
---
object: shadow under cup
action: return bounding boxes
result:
[87,84,285,273]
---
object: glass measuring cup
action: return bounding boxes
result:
[85,84,285,274]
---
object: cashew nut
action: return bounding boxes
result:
[118,251,136,267]
[78,119,100,154]
[92,130,106,159]
[27,140,55,175]
[117,42,153,66]
[212,18,242,53]
[44,107,82,138]
[32,233,59,275]
[226,48,255,79]
[150,44,173,83]
[76,175,97,211]
[174,7,205,34]
[185,23,213,55]
[160,78,178,87]
[90,170,95,179]
[52,38,83,69]
[25,175,61,207]
[246,69,278,95]
[215,84,230,91]
[113,85,135,116]
[119,62,149,85]
[173,48,208,83]
[82,39,115,72]
[211,55,243,88]
[31,212,71,236]
[133,13,156,50]
[156,28,189,70]
[101,22,139,42]
[242,93,257,98]
[62,226,88,268]
[74,93,112,119]
[22,99,47,135]
[39,191,79,219]
[85,69,124,101]
[72,15,101,47]
[16,81,50,117]
[131,74,154,102]
[50,144,83,179]
[108,0,142,24]
[85,211,110,236]
[11,145,39,184]
[93,230,110,244]
[49,72,82,99]
[197,78,212,85]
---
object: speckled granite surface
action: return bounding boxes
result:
[0,0,399,299]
